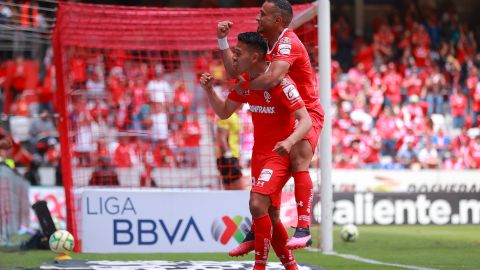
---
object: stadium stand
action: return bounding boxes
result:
[0,0,478,187]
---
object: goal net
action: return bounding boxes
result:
[53,1,316,251]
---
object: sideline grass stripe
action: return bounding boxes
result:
[307,247,437,270]
[40,260,327,270]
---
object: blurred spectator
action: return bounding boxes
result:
[11,56,27,102]
[170,80,191,129]
[86,72,105,96]
[0,2,12,25]
[24,159,41,186]
[182,114,201,167]
[418,141,439,168]
[216,112,242,190]
[450,89,467,129]
[0,138,14,169]
[397,141,418,168]
[29,109,57,158]
[147,64,172,104]
[383,63,402,107]
[467,135,480,169]
[140,163,157,187]
[150,101,169,143]
[113,135,134,168]
[38,65,55,113]
[376,107,399,157]
[74,115,94,166]
[431,129,451,154]
[425,70,445,115]
[443,151,466,169]
[29,109,56,144]
[69,49,87,90]
[472,80,480,127]
[89,156,120,186]
[152,140,174,168]
[238,108,253,168]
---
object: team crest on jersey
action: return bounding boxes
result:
[280,37,291,44]
[258,169,273,182]
[264,91,271,103]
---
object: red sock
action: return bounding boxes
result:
[293,171,313,228]
[253,214,272,270]
[271,221,296,268]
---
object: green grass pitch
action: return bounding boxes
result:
[1,225,479,269]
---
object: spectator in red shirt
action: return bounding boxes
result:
[171,80,192,129]
[403,72,425,100]
[182,114,201,167]
[467,135,480,169]
[12,56,27,93]
[402,95,424,126]
[360,131,381,168]
[376,107,400,157]
[472,81,480,127]
[382,63,402,107]
[449,89,467,129]
[113,136,133,168]
[152,139,174,168]
[69,51,87,90]
[443,151,466,170]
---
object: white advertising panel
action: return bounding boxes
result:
[296,169,480,192]
[81,189,251,253]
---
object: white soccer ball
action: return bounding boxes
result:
[340,224,359,242]
[49,230,75,254]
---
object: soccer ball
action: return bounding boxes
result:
[340,224,359,242]
[49,230,75,254]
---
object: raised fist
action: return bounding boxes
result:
[200,72,214,90]
[217,21,233,39]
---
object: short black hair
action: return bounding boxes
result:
[266,0,293,26]
[237,32,268,58]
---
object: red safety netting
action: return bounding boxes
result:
[52,1,315,251]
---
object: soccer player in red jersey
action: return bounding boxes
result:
[217,0,324,252]
[201,32,312,270]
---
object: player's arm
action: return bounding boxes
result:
[200,72,242,119]
[217,21,240,78]
[273,107,312,156]
[249,60,290,90]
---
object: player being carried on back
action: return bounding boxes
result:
[217,0,325,255]
[201,31,311,270]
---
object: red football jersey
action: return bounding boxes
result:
[229,76,304,153]
[266,28,324,121]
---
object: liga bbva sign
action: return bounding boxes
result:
[81,189,251,253]
[81,190,480,253]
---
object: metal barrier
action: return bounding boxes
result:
[0,164,30,246]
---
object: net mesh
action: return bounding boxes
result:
[53,2,315,251]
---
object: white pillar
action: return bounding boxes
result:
[355,0,364,36]
[317,0,333,253]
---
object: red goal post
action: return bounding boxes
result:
[52,2,316,251]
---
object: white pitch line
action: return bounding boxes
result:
[306,247,438,270]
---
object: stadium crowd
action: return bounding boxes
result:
[0,0,479,183]
[327,1,480,169]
